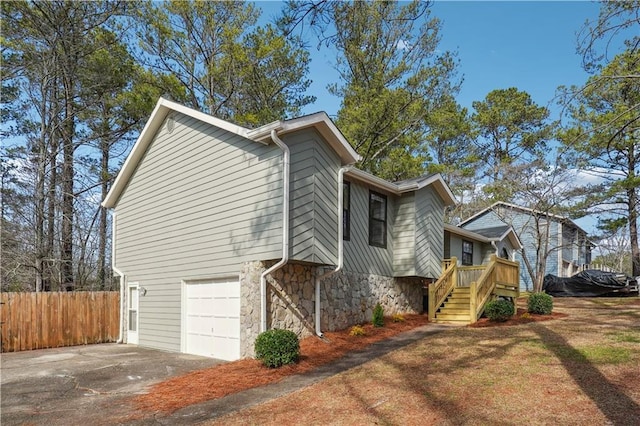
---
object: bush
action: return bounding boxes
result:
[485,299,514,322]
[349,325,366,336]
[372,303,384,327]
[392,313,405,323]
[254,329,300,368]
[528,292,553,315]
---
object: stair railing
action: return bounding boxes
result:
[469,255,498,323]
[429,257,457,321]
[469,255,521,323]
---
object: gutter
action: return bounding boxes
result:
[110,212,126,344]
[260,129,290,333]
[314,165,352,337]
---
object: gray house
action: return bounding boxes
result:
[103,98,459,360]
[444,223,522,265]
[460,202,594,291]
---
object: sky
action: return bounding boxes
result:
[257,0,605,119]
[256,1,615,234]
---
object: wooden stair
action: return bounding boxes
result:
[433,286,472,324]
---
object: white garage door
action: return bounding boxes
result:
[184,280,240,361]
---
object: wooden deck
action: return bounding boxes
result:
[429,255,520,324]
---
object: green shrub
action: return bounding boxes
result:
[372,303,384,327]
[485,299,514,322]
[254,329,300,368]
[528,292,553,315]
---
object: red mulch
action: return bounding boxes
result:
[125,310,563,419]
[129,315,429,416]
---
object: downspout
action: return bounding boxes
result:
[260,129,290,333]
[314,165,352,337]
[110,211,126,344]
[491,241,498,257]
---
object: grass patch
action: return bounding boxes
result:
[552,344,631,364]
[608,331,640,343]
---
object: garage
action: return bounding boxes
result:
[183,279,240,361]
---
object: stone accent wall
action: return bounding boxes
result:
[320,271,424,331]
[239,261,317,358]
[239,260,424,358]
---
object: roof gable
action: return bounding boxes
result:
[345,169,457,206]
[460,201,588,236]
[102,98,361,208]
[445,223,523,250]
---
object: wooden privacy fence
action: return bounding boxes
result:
[1,291,120,352]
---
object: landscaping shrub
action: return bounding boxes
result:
[254,329,300,368]
[485,299,514,322]
[349,325,366,336]
[392,313,405,323]
[372,303,384,327]
[528,292,553,315]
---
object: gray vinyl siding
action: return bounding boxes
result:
[114,112,283,352]
[415,186,444,278]
[393,194,416,276]
[343,181,395,276]
[447,235,486,265]
[463,208,561,291]
[285,129,340,265]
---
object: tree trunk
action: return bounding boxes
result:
[97,135,109,290]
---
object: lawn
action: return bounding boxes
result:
[206,297,640,425]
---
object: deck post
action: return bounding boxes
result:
[469,281,477,324]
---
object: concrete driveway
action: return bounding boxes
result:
[1,343,221,426]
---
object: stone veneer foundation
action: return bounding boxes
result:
[239,260,424,358]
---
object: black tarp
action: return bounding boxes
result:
[543,270,639,297]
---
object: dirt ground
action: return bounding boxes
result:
[3,297,639,425]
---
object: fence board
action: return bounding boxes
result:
[0,291,120,352]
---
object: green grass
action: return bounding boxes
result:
[608,330,640,343]
[551,344,631,364]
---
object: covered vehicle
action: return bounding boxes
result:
[543,270,639,297]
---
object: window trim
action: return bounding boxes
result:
[462,240,474,266]
[368,190,387,248]
[343,181,351,241]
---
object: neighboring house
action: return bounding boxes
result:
[102,98,458,361]
[444,224,522,265]
[460,202,594,291]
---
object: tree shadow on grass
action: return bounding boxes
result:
[531,323,640,425]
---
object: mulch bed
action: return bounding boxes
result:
[125,309,563,419]
[129,315,430,416]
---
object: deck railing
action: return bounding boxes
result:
[430,255,520,324]
[429,257,457,321]
[469,255,520,323]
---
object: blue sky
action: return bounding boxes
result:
[257,1,613,234]
[257,0,603,120]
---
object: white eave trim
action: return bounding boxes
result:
[444,224,491,243]
[102,98,259,208]
[447,223,523,250]
[250,112,361,165]
[459,201,588,236]
[346,169,456,206]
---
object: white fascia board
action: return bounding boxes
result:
[412,174,457,206]
[345,168,402,194]
[102,98,255,208]
[444,223,490,243]
[252,112,361,165]
[162,98,253,140]
[499,228,524,250]
[462,201,589,236]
